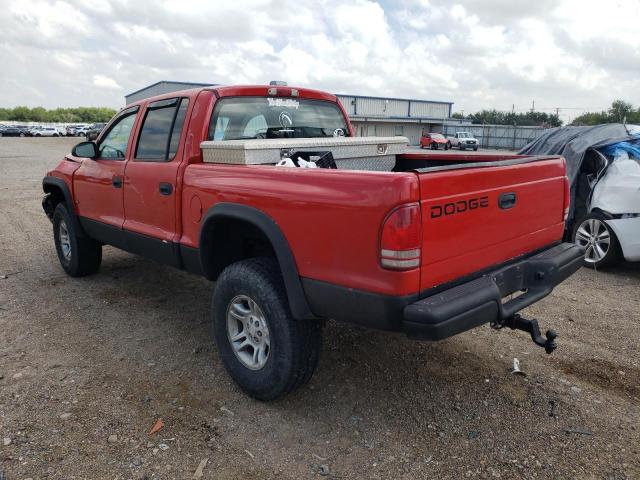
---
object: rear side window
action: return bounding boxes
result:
[135,98,189,161]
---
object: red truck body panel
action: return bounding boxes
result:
[181,165,421,295]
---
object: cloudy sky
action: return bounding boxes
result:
[1,0,639,122]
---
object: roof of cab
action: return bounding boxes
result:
[126,85,338,109]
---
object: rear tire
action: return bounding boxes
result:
[212,257,322,401]
[52,203,102,277]
[572,213,621,269]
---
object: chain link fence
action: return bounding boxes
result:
[442,124,549,151]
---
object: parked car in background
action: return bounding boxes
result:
[0,126,27,137]
[75,126,90,137]
[31,126,64,137]
[85,123,106,140]
[419,132,449,150]
[447,132,479,151]
[64,126,77,136]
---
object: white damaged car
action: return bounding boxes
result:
[519,124,639,269]
[573,140,640,267]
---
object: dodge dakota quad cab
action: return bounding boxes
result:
[448,131,479,151]
[42,84,583,400]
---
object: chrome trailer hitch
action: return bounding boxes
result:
[492,314,558,354]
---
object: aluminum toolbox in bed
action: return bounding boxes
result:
[200,136,409,170]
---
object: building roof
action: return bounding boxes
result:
[125,80,215,99]
[125,81,453,105]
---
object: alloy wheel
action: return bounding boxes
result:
[226,294,270,370]
[575,218,610,264]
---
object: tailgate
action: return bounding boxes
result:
[417,156,567,290]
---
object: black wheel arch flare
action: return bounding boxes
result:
[42,176,86,237]
[199,203,315,320]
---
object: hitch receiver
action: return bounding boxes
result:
[493,314,558,354]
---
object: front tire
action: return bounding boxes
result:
[212,257,322,401]
[53,203,102,277]
[572,213,621,269]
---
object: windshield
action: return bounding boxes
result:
[458,132,471,138]
[431,134,445,139]
[208,97,350,140]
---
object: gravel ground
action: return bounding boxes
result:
[0,138,638,479]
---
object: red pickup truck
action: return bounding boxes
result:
[42,84,583,400]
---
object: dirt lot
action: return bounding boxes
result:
[1,138,638,479]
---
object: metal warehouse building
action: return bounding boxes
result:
[125,81,453,145]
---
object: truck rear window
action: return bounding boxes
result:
[208,97,350,141]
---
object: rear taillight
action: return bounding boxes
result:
[380,203,422,270]
[563,176,571,222]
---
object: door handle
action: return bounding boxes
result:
[159,182,173,196]
[499,192,517,209]
[112,176,123,188]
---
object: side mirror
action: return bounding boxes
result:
[72,141,98,159]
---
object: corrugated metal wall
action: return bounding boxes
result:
[337,96,356,115]
[350,122,425,145]
[409,101,449,119]
[337,95,451,119]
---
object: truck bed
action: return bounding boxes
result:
[183,152,567,296]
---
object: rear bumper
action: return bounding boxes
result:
[403,243,584,340]
[302,243,583,339]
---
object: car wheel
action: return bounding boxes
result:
[36,133,41,137]
[212,257,322,401]
[572,213,621,269]
[473,147,478,151]
[446,142,451,150]
[19,132,25,137]
[53,203,102,277]
[53,133,58,137]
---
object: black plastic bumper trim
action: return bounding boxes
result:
[403,243,584,340]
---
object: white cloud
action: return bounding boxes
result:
[92,75,121,90]
[0,0,637,124]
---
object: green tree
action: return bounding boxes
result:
[0,106,117,123]
[608,99,633,122]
